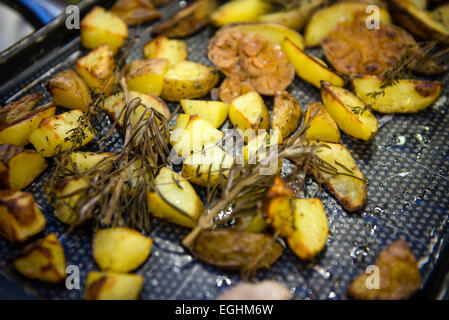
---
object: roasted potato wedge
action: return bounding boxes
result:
[46,176,89,225]
[388,0,449,40]
[211,0,271,26]
[0,190,46,243]
[0,99,56,147]
[65,151,115,173]
[313,142,367,212]
[287,198,328,260]
[93,227,152,273]
[85,271,144,300]
[152,0,217,38]
[143,36,187,67]
[124,58,169,96]
[170,114,224,156]
[243,130,282,174]
[0,144,47,190]
[347,239,421,300]
[305,102,340,143]
[29,110,95,157]
[161,61,219,102]
[80,6,128,53]
[75,45,116,95]
[321,81,378,141]
[229,92,270,141]
[193,229,283,271]
[272,91,302,139]
[219,21,304,49]
[110,0,161,26]
[180,99,229,128]
[102,91,170,129]
[182,143,234,187]
[352,76,442,113]
[283,38,345,89]
[258,0,324,30]
[147,167,204,228]
[13,233,66,283]
[304,1,392,47]
[47,70,92,111]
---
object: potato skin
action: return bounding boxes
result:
[193,230,283,271]
[110,0,161,26]
[85,271,144,300]
[272,91,303,139]
[47,70,92,111]
[347,239,421,300]
[161,61,219,102]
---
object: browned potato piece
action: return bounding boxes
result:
[193,229,283,271]
[110,0,161,26]
[75,45,116,95]
[143,36,188,67]
[0,96,56,147]
[47,70,92,111]
[80,6,128,53]
[0,190,46,243]
[123,58,169,96]
[312,142,367,212]
[272,92,303,139]
[85,271,144,300]
[13,233,66,283]
[152,0,218,38]
[388,0,449,40]
[347,239,421,300]
[0,144,47,191]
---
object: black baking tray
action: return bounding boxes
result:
[0,0,449,300]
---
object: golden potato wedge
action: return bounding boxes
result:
[47,70,92,111]
[313,142,367,212]
[282,38,345,89]
[219,21,304,49]
[0,99,56,147]
[29,110,95,157]
[0,144,47,190]
[85,271,144,300]
[229,92,270,141]
[13,233,66,283]
[110,0,161,26]
[352,76,442,113]
[75,45,116,95]
[388,0,449,40]
[170,114,224,156]
[147,167,204,228]
[321,81,378,141]
[180,99,229,128]
[0,190,46,243]
[80,6,128,53]
[193,230,283,271]
[258,0,324,30]
[304,2,392,47]
[161,61,219,102]
[243,130,282,174]
[347,239,421,300]
[93,227,152,273]
[102,91,170,129]
[234,211,268,233]
[262,176,295,238]
[305,102,340,143]
[65,151,115,173]
[272,91,302,139]
[124,58,169,96]
[182,143,234,187]
[287,198,328,260]
[143,36,187,67]
[211,0,271,26]
[46,176,89,225]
